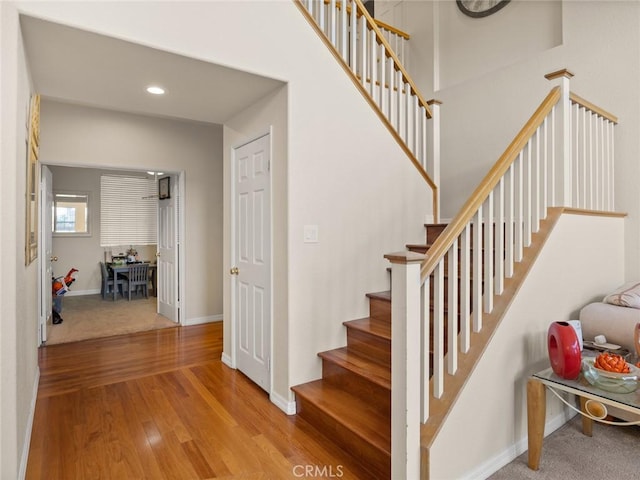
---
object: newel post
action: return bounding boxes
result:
[545,69,574,207]
[385,250,425,480]
[427,99,442,220]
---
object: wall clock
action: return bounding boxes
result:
[457,0,511,18]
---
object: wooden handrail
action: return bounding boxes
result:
[324,0,411,39]
[570,92,619,124]
[351,0,432,118]
[375,18,410,40]
[420,86,562,280]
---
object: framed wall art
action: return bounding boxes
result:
[25,93,40,265]
[158,176,171,200]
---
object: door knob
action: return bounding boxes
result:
[230,267,239,275]
[156,252,161,257]
[51,256,58,262]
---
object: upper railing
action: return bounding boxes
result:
[295,0,440,219]
[387,70,618,478]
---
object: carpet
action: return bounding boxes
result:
[488,415,640,479]
[47,293,176,345]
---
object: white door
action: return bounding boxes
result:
[233,134,271,392]
[39,165,55,344]
[158,175,179,323]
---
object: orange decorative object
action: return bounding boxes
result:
[594,352,630,374]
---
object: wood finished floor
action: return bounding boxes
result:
[27,323,378,479]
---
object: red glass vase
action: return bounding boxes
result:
[548,321,582,379]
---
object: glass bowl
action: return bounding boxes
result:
[582,358,639,393]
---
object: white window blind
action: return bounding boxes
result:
[100,175,157,246]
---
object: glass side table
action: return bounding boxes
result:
[527,354,640,470]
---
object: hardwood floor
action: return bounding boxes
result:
[27,323,378,479]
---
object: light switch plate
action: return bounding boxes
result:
[303,225,319,243]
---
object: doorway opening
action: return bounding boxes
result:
[39,165,183,346]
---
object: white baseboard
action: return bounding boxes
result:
[221,352,235,368]
[183,314,223,326]
[19,367,40,480]
[271,390,297,415]
[463,408,576,480]
[65,289,100,297]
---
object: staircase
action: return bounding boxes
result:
[292,224,450,478]
[293,1,620,478]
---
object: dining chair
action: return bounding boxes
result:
[125,263,149,300]
[99,261,114,300]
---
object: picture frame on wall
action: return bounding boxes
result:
[158,176,171,200]
[25,94,40,265]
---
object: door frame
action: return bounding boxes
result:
[36,163,186,345]
[228,130,273,393]
[38,165,53,346]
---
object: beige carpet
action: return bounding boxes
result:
[47,293,176,345]
[489,415,640,479]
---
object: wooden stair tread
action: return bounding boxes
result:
[365,290,391,301]
[343,317,391,340]
[292,380,391,455]
[319,347,391,389]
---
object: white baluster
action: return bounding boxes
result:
[460,225,471,353]
[369,29,376,96]
[447,240,458,374]
[550,105,556,207]
[421,277,430,423]
[495,177,505,296]
[318,0,325,31]
[340,0,347,61]
[542,116,548,216]
[433,261,445,398]
[396,71,403,135]
[472,207,483,332]
[349,2,357,73]
[505,165,515,278]
[378,43,385,111]
[515,151,524,262]
[329,0,336,44]
[532,129,540,233]
[359,15,367,87]
[484,193,494,314]
[524,140,532,247]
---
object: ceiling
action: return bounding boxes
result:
[20,16,285,125]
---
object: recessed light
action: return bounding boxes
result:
[146,86,165,95]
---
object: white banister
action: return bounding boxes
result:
[412,71,617,476]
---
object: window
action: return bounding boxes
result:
[100,174,157,247]
[53,192,90,236]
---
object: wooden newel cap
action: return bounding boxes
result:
[384,251,425,264]
[545,69,574,81]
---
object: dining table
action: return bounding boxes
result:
[107,262,157,298]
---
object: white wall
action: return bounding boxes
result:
[0,2,39,478]
[430,212,625,479]
[5,0,436,419]
[48,164,157,294]
[40,101,223,322]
